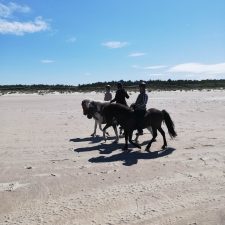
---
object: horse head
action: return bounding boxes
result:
[81,99,93,119]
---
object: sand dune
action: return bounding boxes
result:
[0,90,225,225]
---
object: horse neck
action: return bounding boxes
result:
[114,106,134,122]
[94,111,103,120]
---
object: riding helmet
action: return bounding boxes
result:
[117,82,123,88]
[139,82,146,88]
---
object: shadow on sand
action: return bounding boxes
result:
[70,135,115,144]
[88,147,176,166]
[74,142,137,155]
[72,135,176,166]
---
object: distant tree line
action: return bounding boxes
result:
[0,79,225,94]
[77,79,225,91]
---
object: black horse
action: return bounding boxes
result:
[102,103,177,151]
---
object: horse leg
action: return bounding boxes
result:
[91,120,97,136]
[135,126,153,143]
[129,132,141,149]
[134,133,139,143]
[158,127,167,149]
[99,123,109,136]
[103,123,112,142]
[147,126,153,136]
[119,127,123,135]
[148,126,157,142]
[122,131,128,150]
[112,124,119,143]
[145,127,157,152]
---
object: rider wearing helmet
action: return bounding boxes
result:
[134,82,148,135]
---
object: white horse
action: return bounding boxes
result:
[81,99,119,142]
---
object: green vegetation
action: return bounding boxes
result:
[78,79,225,92]
[0,79,225,95]
[0,84,78,95]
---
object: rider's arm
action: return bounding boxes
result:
[125,90,129,99]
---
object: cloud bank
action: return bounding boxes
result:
[0,2,30,18]
[132,62,225,80]
[168,62,225,74]
[0,2,49,35]
[0,17,49,35]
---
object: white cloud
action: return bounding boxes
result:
[128,52,146,57]
[0,2,50,35]
[66,37,77,43]
[132,65,167,70]
[168,62,225,74]
[0,2,30,18]
[41,59,55,64]
[0,17,49,35]
[102,41,128,49]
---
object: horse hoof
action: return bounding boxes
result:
[145,148,150,152]
[161,145,167,150]
[137,145,141,149]
[91,133,95,137]
[113,140,119,144]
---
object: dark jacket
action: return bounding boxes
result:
[111,89,129,106]
[135,92,148,110]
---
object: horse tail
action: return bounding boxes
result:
[162,110,177,138]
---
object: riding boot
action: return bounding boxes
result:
[135,109,145,135]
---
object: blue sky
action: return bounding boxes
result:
[0,0,225,85]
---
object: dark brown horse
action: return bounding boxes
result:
[102,103,177,151]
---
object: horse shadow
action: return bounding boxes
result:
[74,142,138,155]
[88,147,176,166]
[70,136,115,144]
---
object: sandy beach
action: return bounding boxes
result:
[0,90,225,225]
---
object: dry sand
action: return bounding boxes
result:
[0,90,225,225]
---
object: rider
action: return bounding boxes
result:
[110,82,129,135]
[110,82,129,106]
[134,82,148,135]
[104,84,112,101]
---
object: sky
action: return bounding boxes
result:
[0,0,225,85]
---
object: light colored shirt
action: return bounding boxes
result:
[104,92,112,101]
